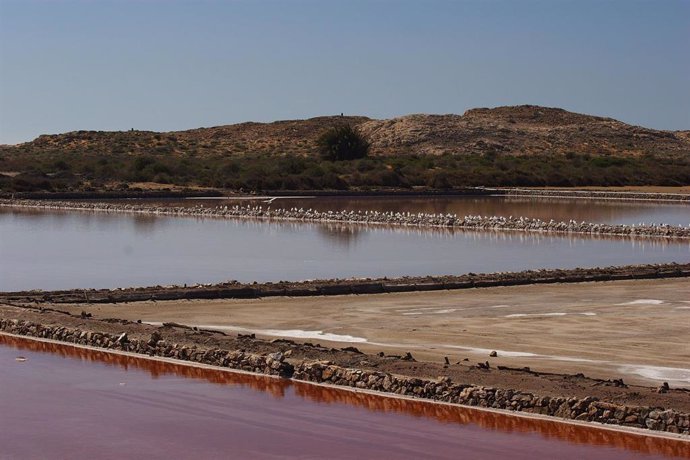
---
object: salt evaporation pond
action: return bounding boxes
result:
[1,206,688,291]
[1,335,687,459]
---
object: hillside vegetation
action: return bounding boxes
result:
[1,105,689,193]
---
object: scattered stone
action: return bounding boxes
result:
[271,338,295,345]
[116,332,128,344]
[268,351,284,362]
[341,346,363,354]
[147,331,162,346]
[489,351,498,357]
[162,322,192,330]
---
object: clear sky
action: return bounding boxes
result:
[0,0,688,144]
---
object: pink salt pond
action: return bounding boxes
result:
[0,335,687,459]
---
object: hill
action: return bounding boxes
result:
[360,106,690,157]
[2,106,688,158]
[1,106,689,193]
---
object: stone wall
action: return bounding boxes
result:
[0,318,293,377]
[2,318,688,436]
[294,362,689,435]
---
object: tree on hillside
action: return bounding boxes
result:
[317,125,370,161]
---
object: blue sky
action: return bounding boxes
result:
[1,0,688,144]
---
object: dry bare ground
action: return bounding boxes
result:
[48,278,690,388]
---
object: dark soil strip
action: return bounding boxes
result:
[4,187,690,201]
[3,262,689,305]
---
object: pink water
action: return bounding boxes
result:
[1,335,687,459]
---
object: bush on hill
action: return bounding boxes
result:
[317,125,370,161]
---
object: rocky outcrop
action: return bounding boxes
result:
[2,199,689,238]
[1,318,688,436]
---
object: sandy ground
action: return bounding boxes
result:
[62,278,690,387]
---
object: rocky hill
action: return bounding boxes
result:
[2,106,689,158]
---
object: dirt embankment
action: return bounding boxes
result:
[1,305,688,436]
[3,262,688,305]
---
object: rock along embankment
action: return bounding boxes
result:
[1,318,688,436]
[2,198,689,238]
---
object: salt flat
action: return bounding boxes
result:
[67,278,690,386]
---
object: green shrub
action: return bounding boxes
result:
[590,156,629,168]
[133,156,155,171]
[317,125,370,161]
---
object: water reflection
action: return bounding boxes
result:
[179,196,690,227]
[316,223,364,247]
[0,207,165,235]
[3,205,689,247]
[1,334,687,459]
[2,206,689,291]
[131,214,159,232]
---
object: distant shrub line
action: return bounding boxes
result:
[1,150,688,193]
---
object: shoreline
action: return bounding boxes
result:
[4,186,690,202]
[3,331,689,444]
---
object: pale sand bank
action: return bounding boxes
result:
[65,278,690,386]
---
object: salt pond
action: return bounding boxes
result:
[1,335,687,460]
[1,205,688,291]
